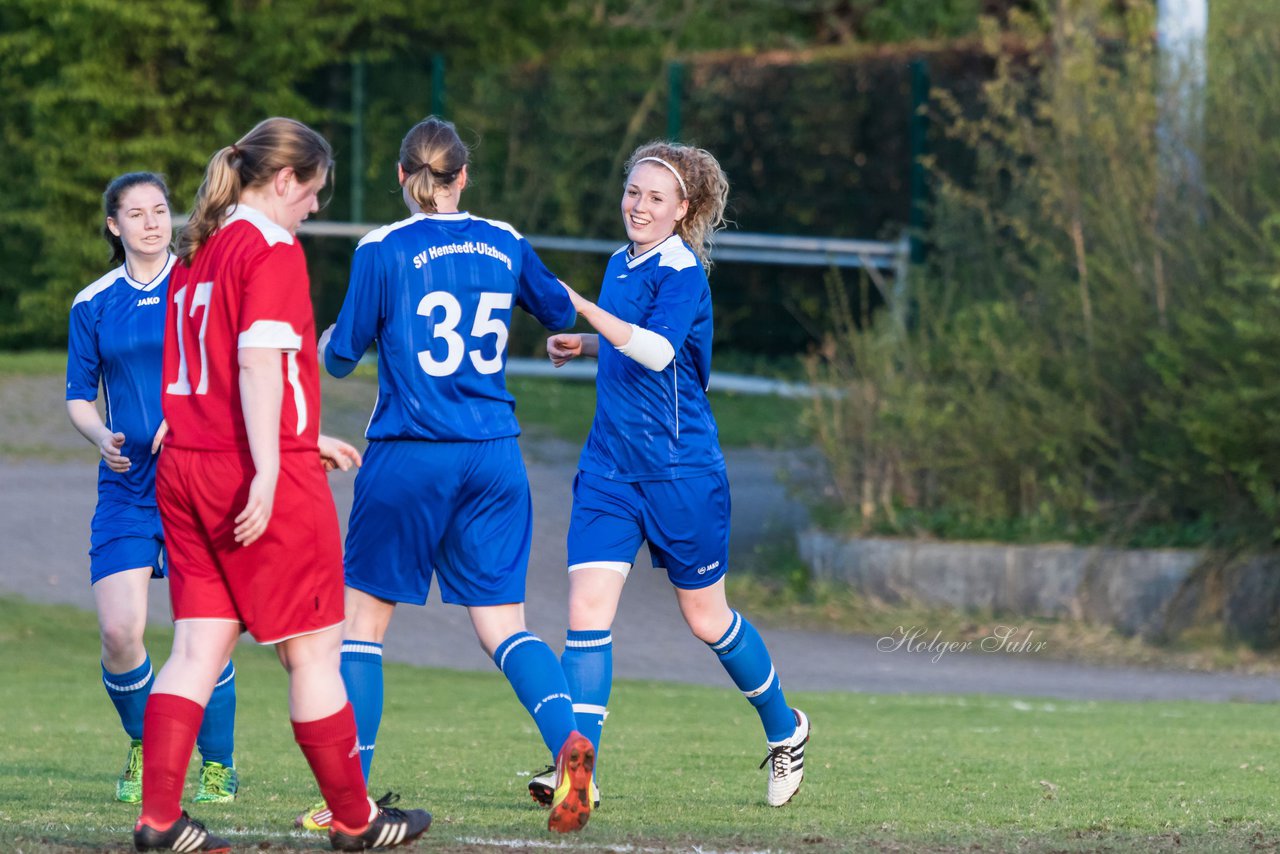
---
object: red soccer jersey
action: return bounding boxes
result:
[163,205,321,453]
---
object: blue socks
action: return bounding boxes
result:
[493,631,577,756]
[103,654,238,766]
[709,611,796,743]
[196,660,237,766]
[561,629,612,757]
[340,640,384,781]
[102,655,154,740]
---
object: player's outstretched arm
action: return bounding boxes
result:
[66,398,131,472]
[318,433,362,472]
[560,283,674,372]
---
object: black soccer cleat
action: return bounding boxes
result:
[329,792,432,851]
[133,812,231,852]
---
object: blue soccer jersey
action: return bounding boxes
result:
[578,235,725,481]
[327,212,575,441]
[66,256,175,504]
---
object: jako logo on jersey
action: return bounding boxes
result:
[696,560,721,575]
[136,295,161,307]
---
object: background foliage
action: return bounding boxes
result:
[0,0,1017,352]
[807,0,1280,548]
[3,0,1273,550]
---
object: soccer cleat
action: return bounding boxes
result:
[528,764,599,809]
[116,739,143,804]
[760,708,809,807]
[133,812,231,852]
[193,761,239,804]
[328,791,432,851]
[547,731,594,833]
[297,800,333,831]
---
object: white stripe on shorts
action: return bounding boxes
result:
[568,560,631,577]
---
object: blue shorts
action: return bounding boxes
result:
[567,470,730,589]
[343,438,532,607]
[89,499,165,585]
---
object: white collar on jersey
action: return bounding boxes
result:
[221,203,295,247]
[123,253,176,292]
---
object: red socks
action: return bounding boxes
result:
[292,703,370,831]
[139,693,205,829]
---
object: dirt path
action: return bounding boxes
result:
[5,371,1280,702]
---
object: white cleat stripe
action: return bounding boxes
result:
[175,825,202,852]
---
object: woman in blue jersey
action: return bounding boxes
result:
[315,116,594,834]
[66,172,238,806]
[542,141,810,808]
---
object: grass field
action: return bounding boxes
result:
[4,598,1280,853]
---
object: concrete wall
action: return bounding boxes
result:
[797,530,1280,642]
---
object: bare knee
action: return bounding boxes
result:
[684,608,732,644]
[99,617,144,667]
[675,582,734,644]
[567,568,626,631]
[567,594,613,631]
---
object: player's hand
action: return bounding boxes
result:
[317,323,335,362]
[150,419,169,455]
[99,431,130,472]
[233,471,277,547]
[547,334,584,367]
[559,280,592,314]
[318,433,362,472]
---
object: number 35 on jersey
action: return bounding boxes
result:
[417,290,512,377]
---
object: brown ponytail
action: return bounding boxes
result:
[399,116,469,214]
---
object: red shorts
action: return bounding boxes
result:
[156,447,344,644]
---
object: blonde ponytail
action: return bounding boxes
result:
[399,116,468,213]
[178,118,332,263]
[178,147,241,263]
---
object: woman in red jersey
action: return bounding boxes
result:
[132,117,431,853]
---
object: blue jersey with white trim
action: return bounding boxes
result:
[66,256,175,504]
[578,235,724,482]
[327,211,575,441]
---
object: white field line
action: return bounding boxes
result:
[456,838,782,854]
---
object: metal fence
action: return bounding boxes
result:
[294,220,895,396]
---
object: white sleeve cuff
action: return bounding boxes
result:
[617,323,675,371]
[238,320,303,351]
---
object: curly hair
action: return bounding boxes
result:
[624,141,729,272]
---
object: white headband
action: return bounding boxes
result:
[635,156,687,197]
